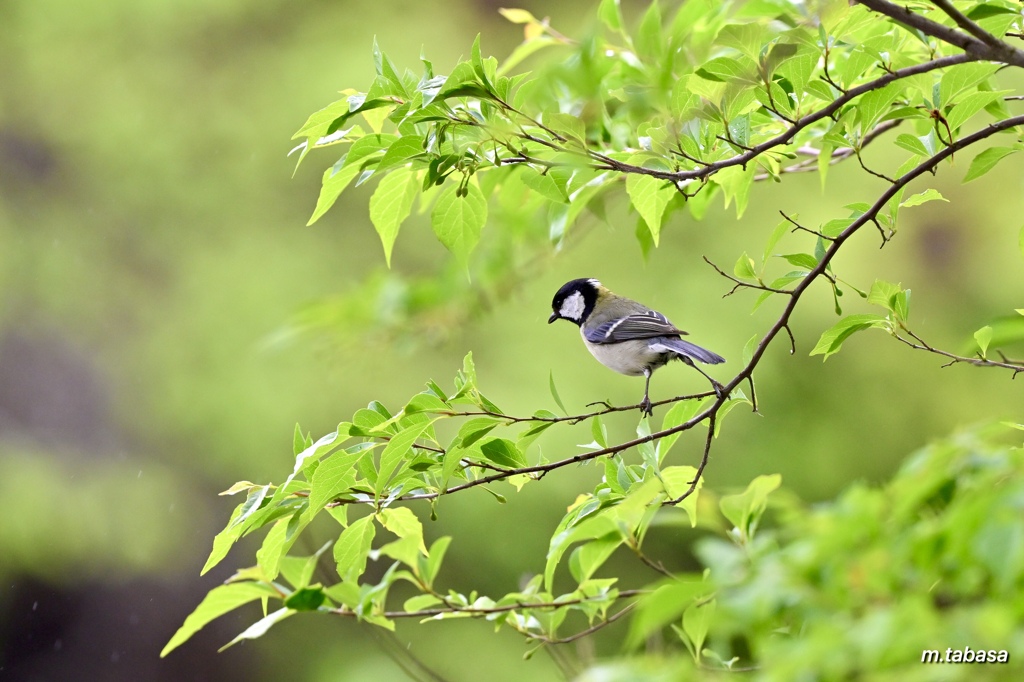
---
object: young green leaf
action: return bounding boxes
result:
[306,447,372,516]
[334,515,376,582]
[161,582,279,657]
[964,147,1018,183]
[719,473,781,544]
[369,169,418,267]
[377,421,433,494]
[733,252,757,279]
[597,0,624,32]
[479,438,528,468]
[900,189,947,208]
[974,325,993,357]
[682,598,716,662]
[218,608,295,652]
[549,370,568,415]
[894,134,929,157]
[626,580,707,649]
[431,181,487,272]
[284,587,326,611]
[810,314,889,360]
[626,173,674,246]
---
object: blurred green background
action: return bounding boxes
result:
[1,1,1021,680]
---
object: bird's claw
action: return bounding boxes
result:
[639,397,654,417]
[712,381,727,400]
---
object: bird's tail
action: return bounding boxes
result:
[652,338,725,365]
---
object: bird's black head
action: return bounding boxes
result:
[549,278,601,326]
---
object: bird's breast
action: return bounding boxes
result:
[581,334,669,376]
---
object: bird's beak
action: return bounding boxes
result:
[548,312,559,324]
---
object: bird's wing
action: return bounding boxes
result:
[583,310,688,344]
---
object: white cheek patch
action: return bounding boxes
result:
[559,291,586,321]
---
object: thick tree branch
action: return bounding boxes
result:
[930,0,1005,48]
[856,0,1024,67]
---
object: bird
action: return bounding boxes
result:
[548,278,725,415]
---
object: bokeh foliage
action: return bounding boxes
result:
[2,0,1023,680]
[160,0,1024,679]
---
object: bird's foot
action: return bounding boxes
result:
[712,381,727,400]
[639,397,654,417]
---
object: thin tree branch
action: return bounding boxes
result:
[591,54,974,183]
[329,589,645,620]
[527,601,637,645]
[894,327,1024,376]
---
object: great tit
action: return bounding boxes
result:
[548,278,725,415]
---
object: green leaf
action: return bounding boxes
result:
[946,90,1009,131]
[285,587,326,611]
[974,325,993,357]
[377,421,433,494]
[257,510,309,580]
[498,8,538,24]
[856,82,901,131]
[543,112,587,145]
[866,279,903,312]
[403,594,444,612]
[201,504,246,575]
[378,506,428,567]
[762,218,790,264]
[230,484,270,530]
[422,536,452,587]
[375,136,424,174]
[964,147,1018,183]
[780,252,818,270]
[549,370,568,414]
[431,181,487,272]
[370,166,417,266]
[939,63,999,108]
[569,534,622,583]
[161,582,279,657]
[404,393,450,414]
[682,598,716,661]
[657,398,707,462]
[546,480,661,591]
[479,438,528,469]
[307,447,371,516]
[719,474,781,543]
[660,465,702,526]
[900,189,947,208]
[218,608,294,652]
[522,168,569,203]
[810,314,889,359]
[591,414,608,448]
[635,1,663,60]
[456,418,499,448]
[293,540,334,590]
[714,164,755,217]
[598,0,624,32]
[307,135,397,225]
[334,514,376,582]
[626,174,674,245]
[626,580,707,649]
[497,36,560,77]
[894,134,929,157]
[733,251,757,279]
